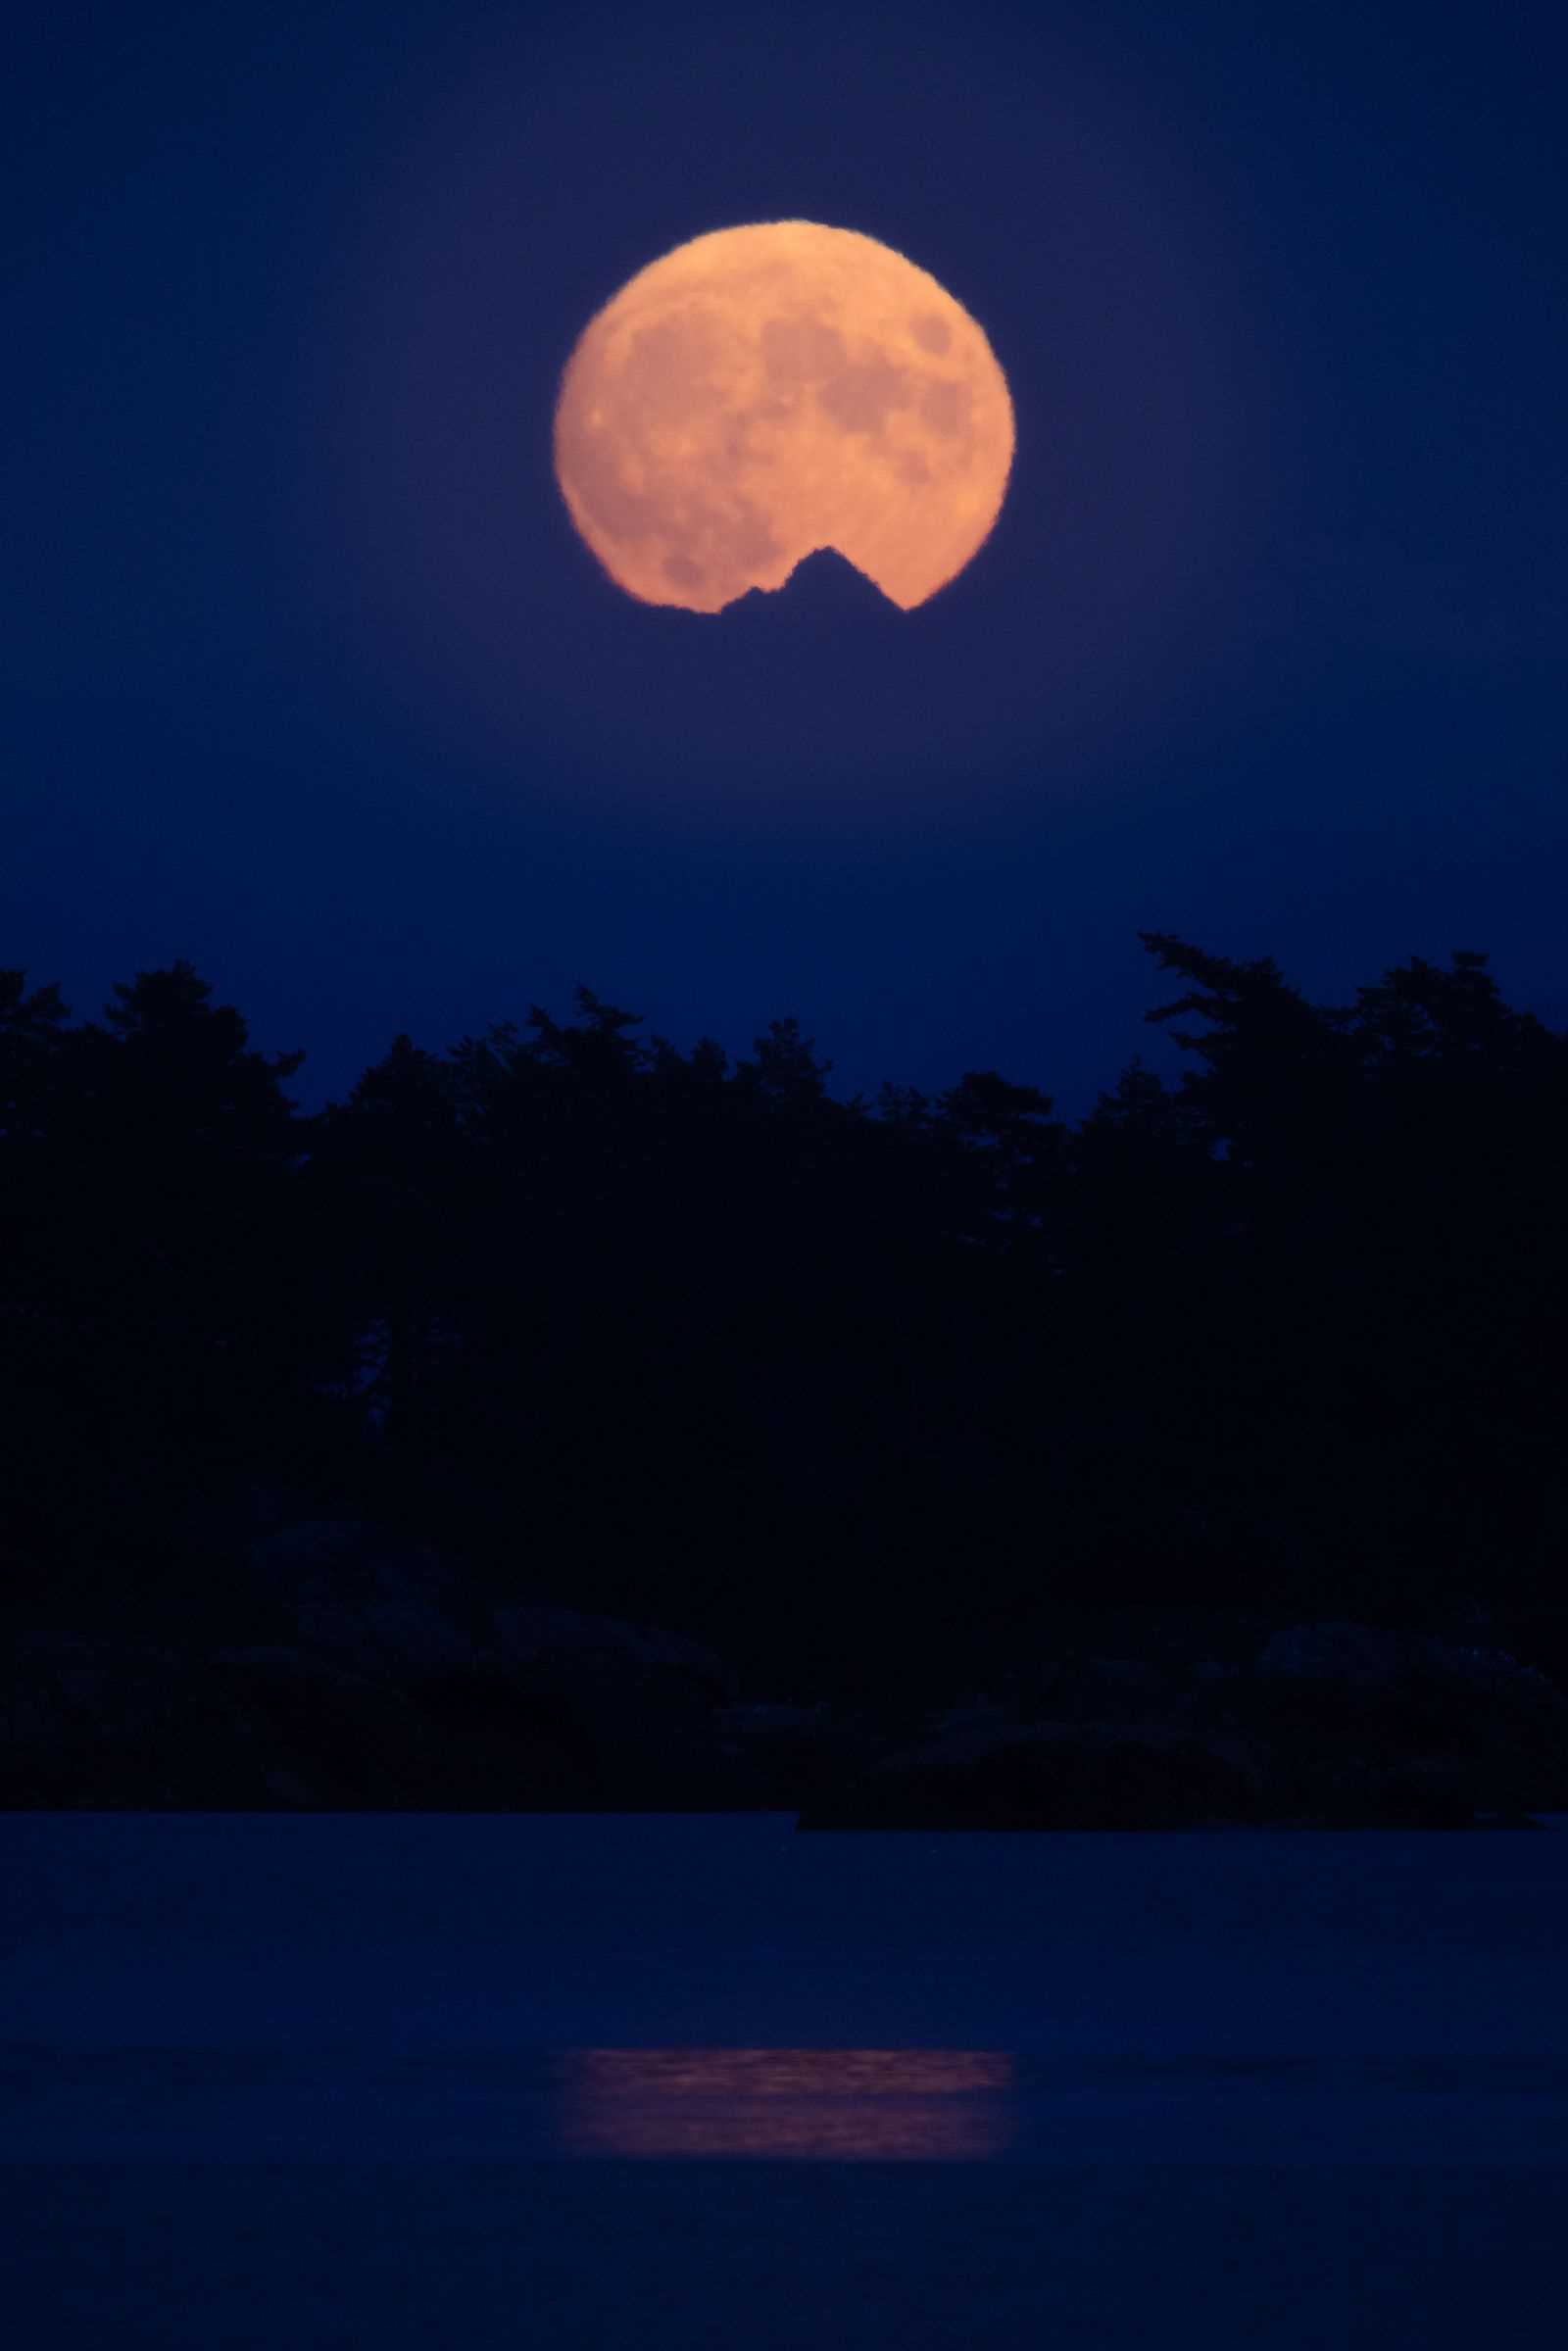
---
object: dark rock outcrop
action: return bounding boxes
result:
[7,1566,1567,1824]
[798,1622,1568,1830]
[796,1719,1263,1832]
[245,1520,480,1679]
[491,1603,736,1704]
[1192,1620,1568,1827]
[0,1525,852,1809]
[0,1618,609,1810]
[486,1602,743,1806]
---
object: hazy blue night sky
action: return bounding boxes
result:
[5,0,1563,1112]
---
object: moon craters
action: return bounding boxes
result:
[760,315,847,382]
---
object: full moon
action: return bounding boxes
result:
[554,220,1014,613]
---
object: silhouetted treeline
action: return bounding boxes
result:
[4,940,1565,1694]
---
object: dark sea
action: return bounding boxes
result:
[4,1812,1565,2345]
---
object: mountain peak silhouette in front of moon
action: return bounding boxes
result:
[723,547,901,628]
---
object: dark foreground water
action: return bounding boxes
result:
[4,1813,1565,2345]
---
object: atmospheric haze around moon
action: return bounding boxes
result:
[554,221,1014,613]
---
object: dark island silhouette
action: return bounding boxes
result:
[722,546,904,622]
[4,934,1567,1821]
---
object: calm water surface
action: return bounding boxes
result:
[3,1813,1565,2345]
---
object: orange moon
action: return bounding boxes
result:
[553,220,1014,613]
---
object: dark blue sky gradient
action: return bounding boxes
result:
[5,0,1563,1110]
